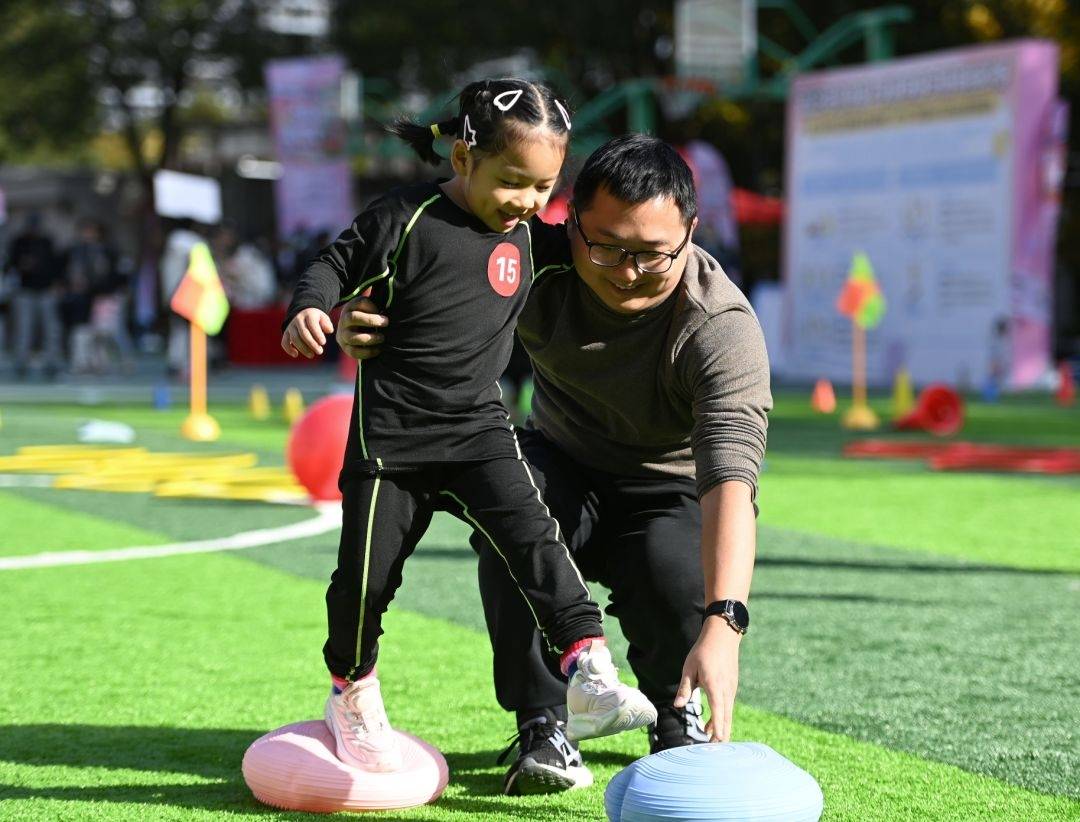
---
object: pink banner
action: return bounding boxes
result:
[265,56,354,236]
[1009,43,1065,385]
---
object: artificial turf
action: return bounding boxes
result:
[0,490,169,557]
[759,457,1080,572]
[1,392,1077,820]
[2,551,1075,821]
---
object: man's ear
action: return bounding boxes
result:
[449,140,473,177]
[688,215,699,241]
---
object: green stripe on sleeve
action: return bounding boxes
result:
[342,192,443,304]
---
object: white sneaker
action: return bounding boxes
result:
[324,676,403,772]
[565,641,657,742]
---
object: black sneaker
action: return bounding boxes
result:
[648,691,711,753]
[497,709,594,795]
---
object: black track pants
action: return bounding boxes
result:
[476,429,705,710]
[324,457,602,680]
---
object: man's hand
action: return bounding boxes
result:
[337,296,388,361]
[281,307,334,358]
[674,617,742,742]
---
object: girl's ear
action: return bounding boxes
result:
[449,139,473,177]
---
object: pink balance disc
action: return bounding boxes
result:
[242,721,449,813]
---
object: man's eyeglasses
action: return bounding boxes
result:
[572,206,693,274]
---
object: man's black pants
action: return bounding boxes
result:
[476,429,705,714]
[325,457,602,681]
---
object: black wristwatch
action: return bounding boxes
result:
[703,599,749,635]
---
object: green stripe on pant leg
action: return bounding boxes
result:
[438,488,556,654]
[349,465,382,678]
[509,431,590,595]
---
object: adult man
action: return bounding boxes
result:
[335,135,771,795]
[9,213,63,379]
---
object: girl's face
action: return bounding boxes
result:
[449,134,565,233]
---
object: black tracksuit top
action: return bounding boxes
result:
[285,180,571,475]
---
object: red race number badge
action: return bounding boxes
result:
[487,242,522,297]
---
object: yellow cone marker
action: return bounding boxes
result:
[283,388,305,425]
[249,385,271,421]
[892,368,914,419]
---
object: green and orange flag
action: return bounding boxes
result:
[170,241,229,335]
[836,251,885,329]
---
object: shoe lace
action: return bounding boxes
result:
[496,715,565,764]
[343,696,389,738]
[579,674,618,695]
[649,695,709,747]
[577,657,620,695]
[682,696,709,741]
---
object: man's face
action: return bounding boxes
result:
[571,188,695,314]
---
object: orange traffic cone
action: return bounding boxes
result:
[895,384,965,436]
[811,379,836,414]
[1056,361,1075,406]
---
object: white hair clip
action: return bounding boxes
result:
[554,99,572,131]
[462,114,477,149]
[493,89,523,112]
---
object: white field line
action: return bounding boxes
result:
[0,503,341,571]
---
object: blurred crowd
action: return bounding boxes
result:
[0,211,334,381]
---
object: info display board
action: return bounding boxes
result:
[782,41,1062,388]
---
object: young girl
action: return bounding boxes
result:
[281,78,655,773]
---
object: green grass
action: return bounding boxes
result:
[760,394,1080,572]
[0,490,169,557]
[1,551,1075,821]
[0,392,1078,820]
[759,457,1080,571]
[240,515,1080,799]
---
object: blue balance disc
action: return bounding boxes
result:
[604,758,637,821]
[605,742,823,821]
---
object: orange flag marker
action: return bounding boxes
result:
[170,242,229,442]
[837,252,885,430]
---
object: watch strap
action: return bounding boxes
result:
[703,599,749,634]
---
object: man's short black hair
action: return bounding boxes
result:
[573,134,697,224]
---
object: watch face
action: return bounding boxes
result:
[705,599,750,633]
[729,601,749,631]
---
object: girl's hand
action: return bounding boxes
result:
[337,296,389,361]
[281,308,334,358]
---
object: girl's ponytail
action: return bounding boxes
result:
[389,116,460,166]
[390,78,570,164]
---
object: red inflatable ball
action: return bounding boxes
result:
[286,393,353,501]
